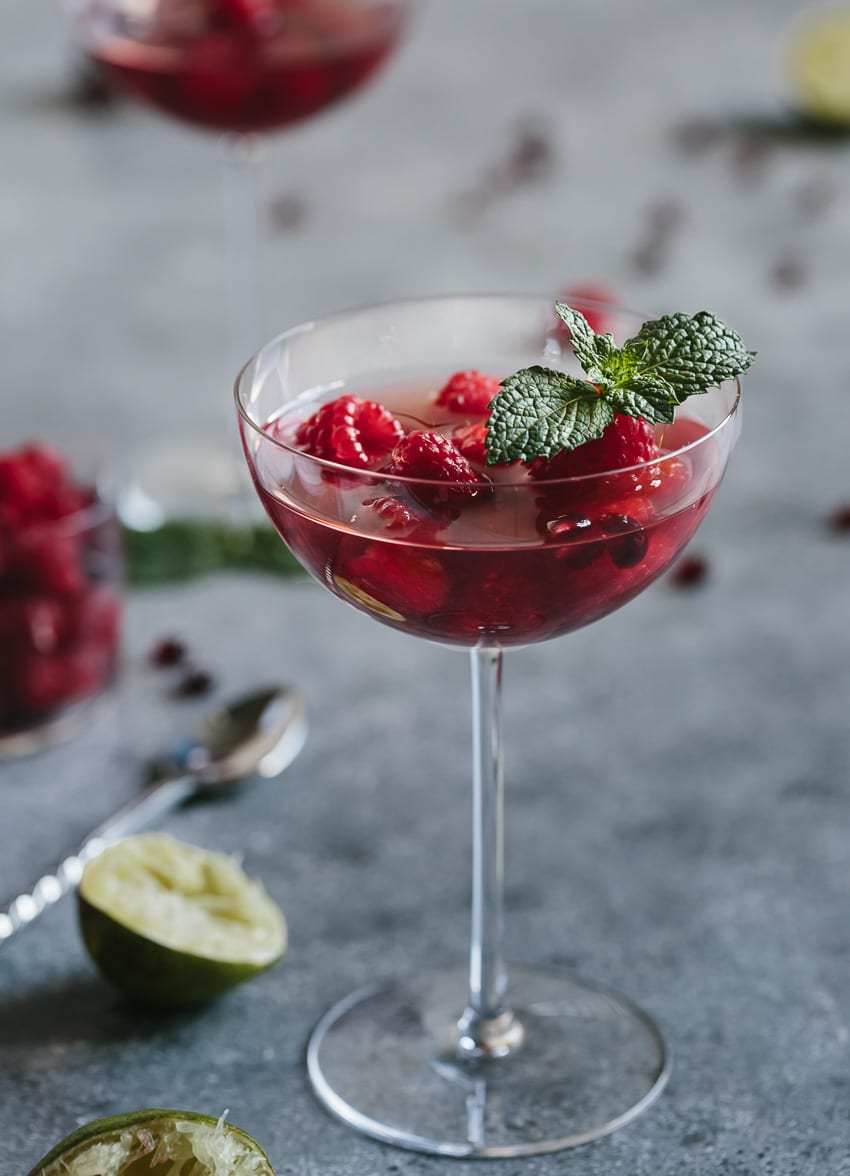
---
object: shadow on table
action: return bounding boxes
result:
[0,972,205,1048]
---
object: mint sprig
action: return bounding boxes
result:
[485,304,755,465]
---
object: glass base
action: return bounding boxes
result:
[307,964,670,1158]
[0,690,114,761]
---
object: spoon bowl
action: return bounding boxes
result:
[181,685,308,786]
[0,684,308,942]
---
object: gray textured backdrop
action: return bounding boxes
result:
[3,1,850,1173]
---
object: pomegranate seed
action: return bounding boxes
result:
[150,638,188,667]
[670,554,710,587]
[827,504,850,533]
[175,669,216,698]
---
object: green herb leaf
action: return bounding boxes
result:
[487,367,615,464]
[605,375,678,424]
[553,303,612,380]
[124,521,303,585]
[620,311,756,403]
[485,303,754,464]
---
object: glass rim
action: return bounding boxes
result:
[9,490,114,540]
[234,293,743,488]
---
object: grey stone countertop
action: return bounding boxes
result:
[3,0,850,1172]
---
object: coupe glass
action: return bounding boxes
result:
[67,0,410,523]
[235,294,741,1157]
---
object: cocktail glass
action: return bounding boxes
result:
[235,294,741,1157]
[67,0,410,522]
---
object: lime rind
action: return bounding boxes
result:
[79,834,286,965]
[26,1109,276,1176]
[787,9,850,125]
[77,834,287,1007]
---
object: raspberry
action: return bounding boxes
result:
[530,415,658,480]
[0,598,66,655]
[217,0,279,33]
[363,496,424,531]
[341,543,448,616]
[12,647,107,723]
[0,456,45,517]
[64,586,121,650]
[554,283,620,337]
[447,562,546,640]
[295,395,404,469]
[435,370,501,415]
[384,431,487,510]
[10,534,84,596]
[452,421,489,466]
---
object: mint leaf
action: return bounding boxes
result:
[620,311,755,403]
[606,375,678,424]
[484,302,754,464]
[486,367,615,464]
[553,303,611,379]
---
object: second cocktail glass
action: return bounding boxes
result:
[235,294,741,1157]
[68,0,410,522]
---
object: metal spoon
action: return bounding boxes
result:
[0,684,307,943]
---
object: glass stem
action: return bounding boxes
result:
[456,648,524,1061]
[218,131,266,518]
[219,131,265,382]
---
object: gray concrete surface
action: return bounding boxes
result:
[3,0,850,1172]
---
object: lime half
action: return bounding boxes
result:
[26,1108,276,1176]
[78,833,287,1007]
[787,8,850,124]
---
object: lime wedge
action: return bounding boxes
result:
[787,8,850,124]
[26,1108,276,1176]
[77,833,287,1007]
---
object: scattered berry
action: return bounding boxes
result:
[295,395,404,469]
[771,255,807,291]
[729,138,771,184]
[384,431,488,508]
[673,117,723,156]
[268,191,307,231]
[647,197,686,236]
[150,637,188,667]
[450,118,553,224]
[670,553,710,587]
[827,503,850,533]
[435,370,501,415]
[530,415,658,480]
[795,175,838,222]
[175,669,216,698]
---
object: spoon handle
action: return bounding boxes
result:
[0,775,194,944]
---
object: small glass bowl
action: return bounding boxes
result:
[0,447,124,758]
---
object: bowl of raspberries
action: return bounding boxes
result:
[0,441,123,755]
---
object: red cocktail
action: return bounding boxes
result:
[254,376,718,648]
[82,0,407,134]
[235,294,743,1157]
